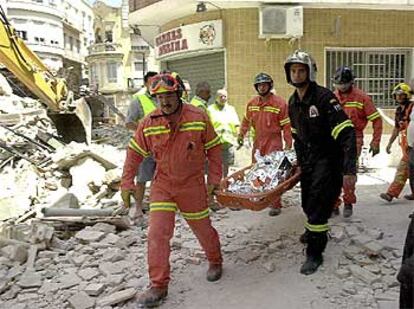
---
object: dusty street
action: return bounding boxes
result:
[1,165,412,309]
[163,170,412,309]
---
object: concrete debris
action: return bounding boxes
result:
[97,288,136,307]
[0,72,13,96]
[75,228,106,243]
[52,142,117,171]
[68,291,95,309]
[58,273,82,289]
[17,271,42,288]
[84,282,105,296]
[1,244,28,264]
[50,192,80,209]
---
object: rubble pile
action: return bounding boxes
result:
[0,212,239,309]
[227,150,297,194]
[319,222,401,308]
[92,124,130,149]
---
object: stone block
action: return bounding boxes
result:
[97,288,136,307]
[84,283,105,296]
[17,271,42,288]
[78,268,99,281]
[58,273,82,289]
[68,291,95,309]
[349,265,380,285]
[75,229,105,243]
[1,244,28,264]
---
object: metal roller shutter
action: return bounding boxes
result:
[165,52,225,103]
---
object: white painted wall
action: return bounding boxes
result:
[6,0,64,71]
[62,0,94,60]
[5,0,94,72]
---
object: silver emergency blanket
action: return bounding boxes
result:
[227,150,297,194]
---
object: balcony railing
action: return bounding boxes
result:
[88,43,123,55]
[131,45,150,52]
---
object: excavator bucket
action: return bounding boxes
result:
[47,97,92,145]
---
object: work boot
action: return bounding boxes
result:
[299,230,310,244]
[268,208,281,217]
[206,263,222,282]
[380,193,393,202]
[136,287,168,308]
[300,255,323,275]
[301,231,328,275]
[331,207,340,217]
[404,194,414,200]
[343,204,353,218]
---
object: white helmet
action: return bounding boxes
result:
[284,50,317,84]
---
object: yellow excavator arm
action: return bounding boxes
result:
[0,5,91,144]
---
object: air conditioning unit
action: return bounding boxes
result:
[259,6,303,39]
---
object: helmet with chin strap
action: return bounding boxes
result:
[254,73,273,95]
[284,50,317,86]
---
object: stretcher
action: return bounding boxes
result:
[216,165,301,211]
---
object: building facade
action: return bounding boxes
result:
[6,0,65,71]
[86,0,155,113]
[4,0,94,93]
[129,0,414,114]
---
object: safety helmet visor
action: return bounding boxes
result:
[150,74,179,95]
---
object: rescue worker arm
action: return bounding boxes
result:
[204,118,223,185]
[230,106,241,136]
[238,104,251,141]
[279,103,292,149]
[364,98,383,155]
[326,96,357,175]
[121,123,149,191]
[288,106,304,166]
[125,98,144,131]
[292,134,305,166]
[386,127,399,154]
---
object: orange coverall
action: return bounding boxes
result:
[121,103,223,288]
[386,102,414,198]
[334,86,383,205]
[239,93,292,209]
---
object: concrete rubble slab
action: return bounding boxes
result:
[17,271,42,288]
[363,241,385,256]
[84,283,105,296]
[68,291,95,309]
[1,244,28,264]
[58,273,82,289]
[75,229,106,243]
[96,288,136,307]
[348,265,381,285]
[78,268,100,281]
[50,192,80,209]
[38,281,60,294]
[52,143,117,171]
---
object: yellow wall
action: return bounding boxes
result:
[162,7,414,122]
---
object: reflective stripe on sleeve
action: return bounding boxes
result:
[128,138,150,157]
[331,119,354,140]
[280,117,290,126]
[367,111,381,121]
[205,135,222,150]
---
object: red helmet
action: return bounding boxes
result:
[149,73,180,95]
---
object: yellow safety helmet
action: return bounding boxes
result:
[392,82,412,98]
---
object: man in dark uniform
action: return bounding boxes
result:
[284,50,357,275]
[398,212,414,308]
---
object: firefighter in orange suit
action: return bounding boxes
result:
[380,83,414,202]
[332,66,383,217]
[237,73,292,217]
[120,73,223,308]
